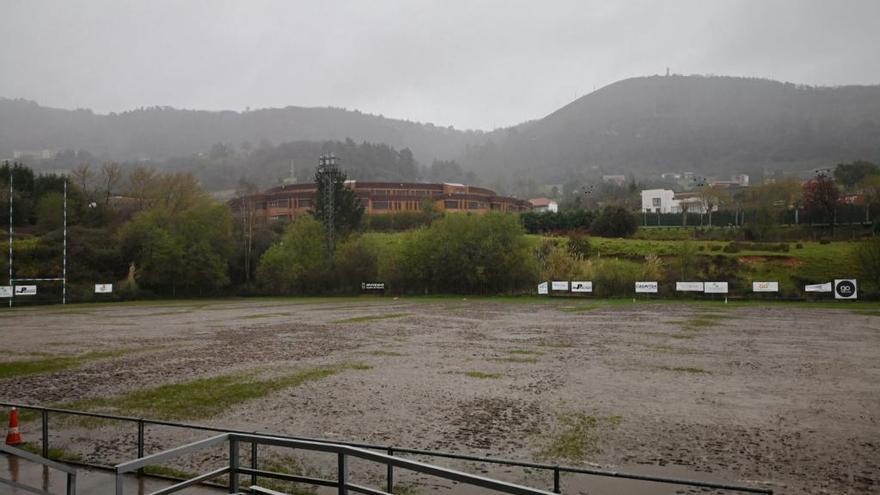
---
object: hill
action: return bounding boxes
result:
[2,75,879,187]
[464,75,880,182]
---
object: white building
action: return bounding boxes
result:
[528,198,558,213]
[641,189,678,213]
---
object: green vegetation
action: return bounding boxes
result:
[143,465,198,479]
[0,349,144,379]
[63,364,369,420]
[257,454,323,495]
[537,412,621,462]
[333,313,408,323]
[660,366,709,374]
[507,349,544,356]
[368,350,407,356]
[461,371,502,379]
[18,442,83,462]
[491,356,539,364]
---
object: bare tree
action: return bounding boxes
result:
[126,166,158,210]
[235,179,259,283]
[100,162,122,205]
[72,163,94,200]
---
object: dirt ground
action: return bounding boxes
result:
[1,297,878,494]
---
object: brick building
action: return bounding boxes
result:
[235,181,532,223]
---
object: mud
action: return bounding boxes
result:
[1,298,878,494]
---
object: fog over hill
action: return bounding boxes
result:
[2,75,879,187]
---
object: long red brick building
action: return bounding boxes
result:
[238,181,532,223]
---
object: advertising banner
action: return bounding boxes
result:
[834,279,857,300]
[675,282,704,292]
[571,281,592,293]
[537,282,548,295]
[805,282,832,293]
[361,282,386,292]
[0,286,11,298]
[95,284,113,294]
[752,281,779,292]
[704,282,728,294]
[551,281,569,291]
[634,281,658,293]
[14,285,37,296]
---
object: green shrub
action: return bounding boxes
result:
[592,258,642,297]
[590,206,638,238]
[567,233,593,258]
[256,216,328,294]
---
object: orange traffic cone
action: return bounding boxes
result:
[6,407,22,446]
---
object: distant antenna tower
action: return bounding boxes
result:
[666,67,670,77]
[316,153,337,259]
[283,159,297,185]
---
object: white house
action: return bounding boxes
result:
[641,189,678,213]
[529,198,558,213]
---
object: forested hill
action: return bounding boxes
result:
[3,75,879,184]
[0,98,480,164]
[463,76,880,181]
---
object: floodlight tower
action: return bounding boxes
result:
[317,153,338,259]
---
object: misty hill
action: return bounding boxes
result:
[465,75,880,182]
[3,75,879,186]
[0,99,480,164]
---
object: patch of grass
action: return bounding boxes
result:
[64,363,370,420]
[558,303,600,313]
[537,412,621,462]
[392,485,420,495]
[660,366,709,374]
[855,310,880,317]
[461,371,502,379]
[0,349,148,380]
[368,350,407,357]
[491,356,539,364]
[507,349,545,356]
[240,312,293,319]
[678,313,734,331]
[537,341,575,348]
[18,442,82,462]
[258,454,323,495]
[332,313,408,324]
[143,465,198,479]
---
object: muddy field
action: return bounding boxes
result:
[1,297,878,494]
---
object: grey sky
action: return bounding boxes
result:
[2,0,879,130]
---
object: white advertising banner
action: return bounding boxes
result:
[752,281,779,293]
[537,282,549,295]
[676,282,704,292]
[704,282,729,294]
[14,285,37,296]
[571,281,593,293]
[834,279,857,300]
[0,286,11,298]
[805,282,832,293]
[635,281,658,293]
[95,284,113,294]
[551,281,569,291]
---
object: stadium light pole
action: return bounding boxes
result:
[7,163,11,309]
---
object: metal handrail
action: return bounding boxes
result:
[113,432,555,495]
[2,402,774,494]
[0,443,77,495]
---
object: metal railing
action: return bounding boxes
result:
[2,402,774,494]
[0,443,77,495]
[114,432,556,495]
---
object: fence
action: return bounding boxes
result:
[0,442,77,495]
[1,402,773,494]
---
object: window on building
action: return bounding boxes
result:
[652,198,661,207]
[468,201,480,210]
[297,199,312,208]
[268,199,289,208]
[372,201,390,210]
[444,200,459,209]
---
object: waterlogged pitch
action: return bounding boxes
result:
[1,297,878,494]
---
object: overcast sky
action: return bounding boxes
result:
[2,0,879,130]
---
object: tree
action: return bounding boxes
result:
[126,166,158,210]
[313,165,364,238]
[590,206,638,237]
[856,238,880,293]
[72,164,94,201]
[834,161,879,190]
[234,179,259,283]
[802,175,839,233]
[99,162,122,205]
[697,185,729,227]
[256,216,327,293]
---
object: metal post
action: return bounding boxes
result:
[337,452,347,495]
[8,163,12,309]
[250,442,257,487]
[41,410,49,458]
[66,472,76,495]
[553,466,560,493]
[62,179,67,305]
[386,447,394,494]
[228,438,239,493]
[136,420,144,475]
[115,472,124,495]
